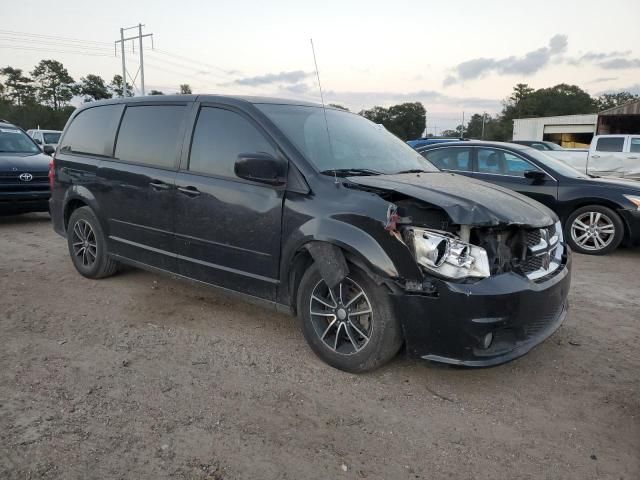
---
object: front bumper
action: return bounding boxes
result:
[0,189,50,213]
[393,252,571,367]
[619,208,640,245]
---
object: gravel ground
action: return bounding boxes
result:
[1,212,638,480]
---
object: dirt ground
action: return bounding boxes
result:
[0,213,638,480]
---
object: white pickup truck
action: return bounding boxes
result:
[531,135,640,180]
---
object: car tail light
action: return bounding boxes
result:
[48,155,55,189]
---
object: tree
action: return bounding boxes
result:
[79,74,111,102]
[108,75,133,98]
[1,66,36,106]
[328,103,349,111]
[179,84,192,94]
[595,91,639,111]
[359,102,426,140]
[149,90,164,95]
[440,129,458,137]
[31,60,76,109]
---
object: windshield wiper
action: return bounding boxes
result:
[395,168,430,174]
[320,168,382,177]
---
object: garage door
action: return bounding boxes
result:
[543,124,595,134]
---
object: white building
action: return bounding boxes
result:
[512,114,597,148]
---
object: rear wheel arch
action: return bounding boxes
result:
[64,198,89,231]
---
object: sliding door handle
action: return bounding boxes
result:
[149,180,171,190]
[177,186,201,197]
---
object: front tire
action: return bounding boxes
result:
[565,205,624,255]
[296,263,402,373]
[67,206,119,278]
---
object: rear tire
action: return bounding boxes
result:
[296,263,402,373]
[67,206,119,278]
[565,205,624,255]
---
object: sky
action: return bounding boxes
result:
[2,0,640,133]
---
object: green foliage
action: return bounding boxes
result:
[108,75,133,98]
[328,103,349,111]
[1,66,37,106]
[79,74,112,102]
[359,102,426,140]
[0,98,74,130]
[179,84,192,94]
[149,90,165,95]
[31,60,76,109]
[595,91,639,111]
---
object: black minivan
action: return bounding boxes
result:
[50,95,571,372]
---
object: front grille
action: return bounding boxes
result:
[521,222,563,280]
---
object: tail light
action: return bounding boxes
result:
[48,154,55,190]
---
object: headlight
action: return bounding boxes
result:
[623,194,640,210]
[407,228,490,279]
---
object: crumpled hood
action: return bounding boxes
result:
[0,153,51,172]
[347,172,556,228]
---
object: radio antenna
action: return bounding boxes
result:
[310,38,338,184]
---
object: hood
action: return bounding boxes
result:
[347,172,555,228]
[0,153,51,172]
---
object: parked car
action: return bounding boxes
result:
[585,135,640,180]
[50,96,570,372]
[513,136,640,180]
[417,141,640,255]
[406,137,463,149]
[27,129,61,155]
[0,120,51,215]
[511,140,566,151]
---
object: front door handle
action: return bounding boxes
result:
[149,180,171,190]
[177,186,201,197]
[591,155,600,159]
[628,156,638,159]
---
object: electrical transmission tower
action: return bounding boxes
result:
[115,24,153,96]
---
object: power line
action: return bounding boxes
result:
[0,43,115,57]
[0,29,112,46]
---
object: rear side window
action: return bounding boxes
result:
[422,148,471,171]
[60,104,122,156]
[630,138,640,153]
[596,137,624,152]
[115,105,186,169]
[188,107,276,178]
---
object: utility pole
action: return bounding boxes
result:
[481,112,487,139]
[461,111,465,139]
[115,24,153,96]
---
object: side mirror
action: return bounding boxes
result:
[43,145,55,155]
[234,152,287,186]
[524,170,546,181]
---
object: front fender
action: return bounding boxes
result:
[278,214,423,305]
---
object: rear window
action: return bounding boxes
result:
[115,105,186,169]
[596,137,624,152]
[60,105,123,156]
[422,147,471,171]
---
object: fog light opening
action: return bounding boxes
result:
[482,332,494,349]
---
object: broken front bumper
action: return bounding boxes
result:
[393,252,572,367]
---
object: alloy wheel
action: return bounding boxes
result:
[71,219,97,267]
[570,211,616,252]
[309,277,373,355]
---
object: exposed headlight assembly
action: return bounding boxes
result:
[407,228,491,279]
[623,194,640,210]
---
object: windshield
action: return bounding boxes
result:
[43,132,61,144]
[0,128,40,154]
[525,148,588,178]
[256,104,438,175]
